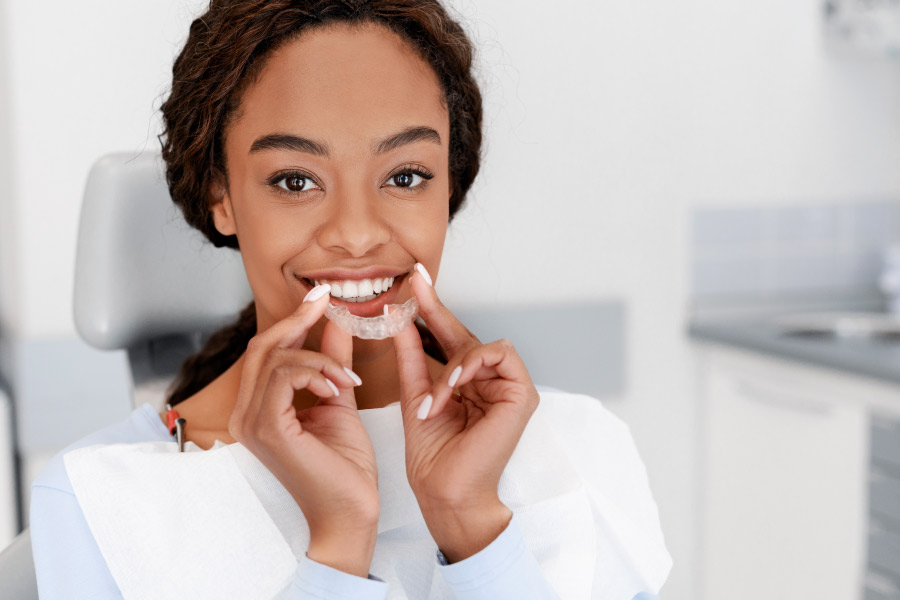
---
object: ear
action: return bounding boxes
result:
[208,176,237,237]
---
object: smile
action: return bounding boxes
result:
[311,276,397,303]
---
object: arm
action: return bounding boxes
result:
[30,484,123,598]
[430,509,662,600]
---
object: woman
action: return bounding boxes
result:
[30,1,671,598]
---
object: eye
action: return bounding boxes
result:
[270,172,321,194]
[385,167,434,190]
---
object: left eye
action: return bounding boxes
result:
[386,171,425,188]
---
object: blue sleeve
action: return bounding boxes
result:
[433,512,560,599]
[31,481,389,599]
[433,512,662,600]
[273,554,387,599]
[30,484,123,598]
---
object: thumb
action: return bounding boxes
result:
[319,319,358,408]
[391,311,433,414]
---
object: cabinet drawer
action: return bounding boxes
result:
[871,468,900,527]
[869,522,900,581]
[873,419,900,472]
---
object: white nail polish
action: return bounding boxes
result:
[417,394,433,420]
[448,365,462,387]
[384,304,390,316]
[304,283,331,303]
[343,366,362,386]
[325,378,339,397]
[414,262,433,287]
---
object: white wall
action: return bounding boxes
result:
[3,0,900,598]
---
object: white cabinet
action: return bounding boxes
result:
[695,343,885,600]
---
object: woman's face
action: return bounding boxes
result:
[212,22,451,357]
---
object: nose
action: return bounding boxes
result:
[316,187,392,257]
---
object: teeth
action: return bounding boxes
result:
[312,276,396,301]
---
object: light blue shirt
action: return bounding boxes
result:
[30,403,661,599]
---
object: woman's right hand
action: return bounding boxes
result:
[227,285,380,574]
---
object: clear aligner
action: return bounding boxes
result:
[325,297,419,339]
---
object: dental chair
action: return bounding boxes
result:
[0,151,252,599]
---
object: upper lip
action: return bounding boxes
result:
[298,267,410,282]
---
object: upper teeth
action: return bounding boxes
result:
[314,277,396,301]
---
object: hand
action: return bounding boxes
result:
[392,264,540,561]
[228,287,380,548]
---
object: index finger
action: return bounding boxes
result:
[233,284,331,422]
[410,263,479,357]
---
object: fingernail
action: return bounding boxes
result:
[383,305,390,316]
[303,283,331,303]
[448,365,462,387]
[417,394,433,420]
[325,378,339,397]
[414,262,433,287]
[343,366,362,386]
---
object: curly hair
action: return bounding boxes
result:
[159,0,482,407]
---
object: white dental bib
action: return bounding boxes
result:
[63,391,671,599]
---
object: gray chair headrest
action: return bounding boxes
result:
[74,152,253,351]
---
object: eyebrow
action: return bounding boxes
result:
[248,125,441,157]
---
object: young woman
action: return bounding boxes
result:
[29,1,671,598]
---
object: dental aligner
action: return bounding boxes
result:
[325,297,419,339]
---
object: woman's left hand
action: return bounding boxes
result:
[392,264,540,563]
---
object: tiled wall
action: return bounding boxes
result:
[690,200,900,298]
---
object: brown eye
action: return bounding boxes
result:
[274,173,320,193]
[393,173,414,187]
[386,169,431,189]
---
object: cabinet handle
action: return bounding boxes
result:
[735,380,835,416]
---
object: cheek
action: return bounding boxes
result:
[401,203,448,265]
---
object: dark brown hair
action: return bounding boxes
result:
[159,0,483,407]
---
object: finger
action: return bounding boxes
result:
[318,319,359,410]
[390,307,433,420]
[232,286,331,425]
[247,364,338,441]
[249,346,360,421]
[410,263,480,357]
[424,339,532,420]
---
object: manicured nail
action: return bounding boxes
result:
[303,283,331,303]
[448,365,462,387]
[417,394,433,420]
[343,366,362,386]
[325,378,339,397]
[414,262,433,287]
[384,304,390,316]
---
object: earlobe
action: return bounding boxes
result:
[209,180,236,237]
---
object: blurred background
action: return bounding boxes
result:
[2,0,900,598]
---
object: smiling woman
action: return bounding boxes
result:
[27,1,671,598]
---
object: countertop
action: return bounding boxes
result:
[687,295,900,387]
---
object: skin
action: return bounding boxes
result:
[165,21,541,575]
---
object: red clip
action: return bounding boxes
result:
[166,408,180,436]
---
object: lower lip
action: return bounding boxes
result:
[298,274,408,318]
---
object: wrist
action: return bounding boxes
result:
[420,498,513,564]
[307,525,378,578]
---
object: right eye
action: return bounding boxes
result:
[272,173,321,194]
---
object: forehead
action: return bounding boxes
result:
[230,21,449,155]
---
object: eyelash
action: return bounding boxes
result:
[267,166,435,198]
